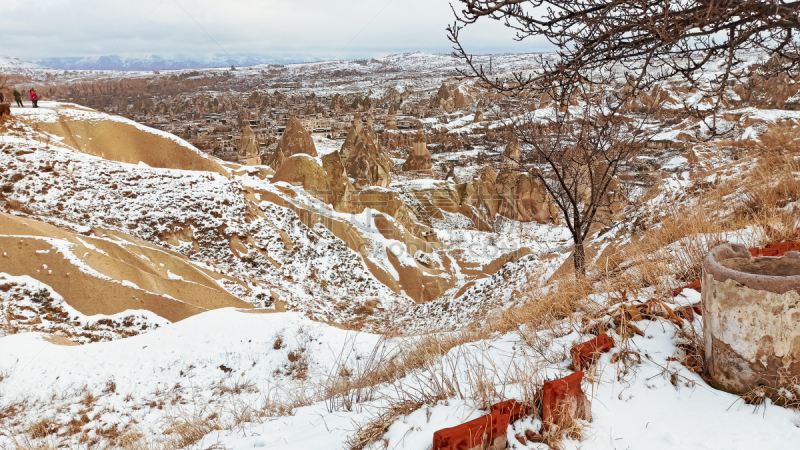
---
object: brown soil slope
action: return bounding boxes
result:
[26,110,229,177]
[0,212,252,322]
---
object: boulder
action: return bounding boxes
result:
[264,116,317,169]
[401,124,433,175]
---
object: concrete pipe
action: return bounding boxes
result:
[702,243,800,394]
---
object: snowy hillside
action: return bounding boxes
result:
[0,55,42,69]
[37,54,315,71]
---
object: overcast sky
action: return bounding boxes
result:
[0,0,550,61]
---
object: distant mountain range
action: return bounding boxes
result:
[1,55,319,71]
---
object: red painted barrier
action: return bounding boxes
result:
[542,372,591,431]
[433,409,509,450]
[749,241,800,257]
[672,279,702,297]
[432,400,532,449]
[677,304,703,322]
[491,399,530,424]
[570,334,615,372]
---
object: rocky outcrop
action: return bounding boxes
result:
[271,151,357,214]
[264,116,317,169]
[344,120,393,189]
[432,82,472,113]
[321,151,358,213]
[237,124,261,166]
[402,158,561,231]
[401,125,433,175]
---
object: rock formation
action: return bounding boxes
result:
[499,138,522,173]
[340,114,363,160]
[330,94,345,113]
[474,102,484,123]
[444,165,455,181]
[385,112,398,131]
[321,151,357,212]
[345,120,393,189]
[401,124,434,175]
[264,116,317,169]
[237,124,261,166]
[432,82,472,113]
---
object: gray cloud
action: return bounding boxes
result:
[0,0,550,61]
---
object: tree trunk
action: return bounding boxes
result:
[573,237,587,277]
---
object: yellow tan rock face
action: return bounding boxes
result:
[0,212,252,322]
[28,111,230,177]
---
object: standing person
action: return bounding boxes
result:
[29,89,38,108]
[0,92,4,103]
[13,89,23,107]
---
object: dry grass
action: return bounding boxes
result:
[345,399,424,450]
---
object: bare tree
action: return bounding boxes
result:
[504,86,653,275]
[448,0,798,275]
[449,0,800,95]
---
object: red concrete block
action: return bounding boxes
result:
[749,241,800,257]
[542,372,591,431]
[672,279,702,297]
[433,409,509,450]
[491,399,530,424]
[570,334,615,372]
[676,304,702,322]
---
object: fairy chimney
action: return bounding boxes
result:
[264,116,318,169]
[345,121,393,189]
[385,112,398,131]
[340,114,363,160]
[474,103,484,123]
[237,125,261,166]
[401,124,433,175]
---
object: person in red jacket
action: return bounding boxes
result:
[29,89,39,108]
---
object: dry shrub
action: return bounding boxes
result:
[162,412,221,449]
[490,276,595,334]
[9,444,57,450]
[26,418,57,439]
[345,399,424,450]
[542,413,588,450]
